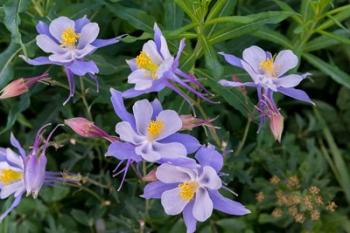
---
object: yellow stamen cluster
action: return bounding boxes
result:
[61,28,80,47]
[147,120,164,139]
[178,181,198,201]
[135,51,159,79]
[259,58,277,77]
[0,169,23,185]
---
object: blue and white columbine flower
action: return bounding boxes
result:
[143,145,250,233]
[123,23,214,104]
[219,45,314,129]
[106,89,200,190]
[20,16,122,104]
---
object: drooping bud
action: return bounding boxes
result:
[65,117,117,142]
[0,72,49,99]
[142,169,157,182]
[180,115,217,131]
[269,112,284,143]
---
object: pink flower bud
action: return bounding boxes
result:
[0,72,49,99]
[180,114,216,130]
[269,112,284,143]
[142,169,157,182]
[65,117,117,142]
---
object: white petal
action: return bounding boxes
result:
[192,188,213,221]
[153,142,187,159]
[75,44,96,58]
[1,181,24,199]
[48,51,74,63]
[135,143,161,162]
[274,50,298,76]
[156,163,195,183]
[155,110,182,140]
[142,40,163,64]
[78,23,100,48]
[115,121,144,144]
[133,99,153,135]
[161,187,189,215]
[49,16,75,42]
[156,57,174,79]
[128,69,154,91]
[242,45,267,74]
[36,35,64,54]
[6,149,23,168]
[198,166,222,190]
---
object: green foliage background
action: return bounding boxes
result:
[0,0,350,232]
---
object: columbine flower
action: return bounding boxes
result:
[123,23,213,104]
[20,16,122,105]
[142,145,250,233]
[219,45,314,105]
[219,46,313,131]
[0,124,71,221]
[65,117,116,142]
[106,89,200,190]
[0,73,49,99]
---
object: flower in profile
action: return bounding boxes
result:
[123,23,214,105]
[20,16,122,105]
[106,89,200,190]
[0,72,49,99]
[0,124,73,221]
[65,117,116,142]
[142,145,250,233]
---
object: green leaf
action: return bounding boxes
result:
[317,30,350,45]
[0,93,30,134]
[318,5,350,31]
[71,209,93,227]
[253,28,293,48]
[208,11,293,44]
[0,0,29,82]
[174,0,199,23]
[106,3,155,32]
[164,0,184,29]
[198,34,223,77]
[305,29,350,51]
[303,53,350,89]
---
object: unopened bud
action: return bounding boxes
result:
[65,117,117,142]
[142,169,157,182]
[180,114,216,130]
[269,112,284,143]
[0,72,49,99]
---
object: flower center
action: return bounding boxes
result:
[259,58,276,77]
[147,120,164,139]
[135,51,159,79]
[61,28,80,47]
[178,181,199,201]
[0,169,23,185]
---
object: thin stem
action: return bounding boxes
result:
[234,119,251,157]
[80,78,93,120]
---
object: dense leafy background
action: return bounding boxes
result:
[0,0,350,232]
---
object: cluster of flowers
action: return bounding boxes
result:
[0,15,313,232]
